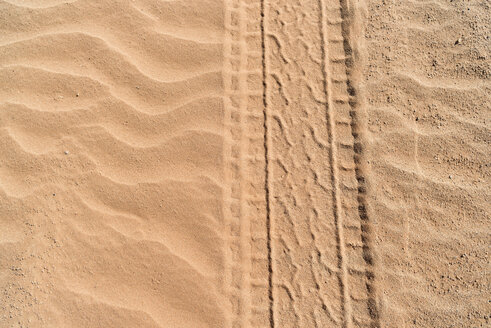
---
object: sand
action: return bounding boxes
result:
[0,0,489,327]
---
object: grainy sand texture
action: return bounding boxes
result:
[0,0,489,327]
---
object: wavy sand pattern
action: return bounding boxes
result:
[0,1,225,327]
[1,0,489,327]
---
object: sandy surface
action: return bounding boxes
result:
[0,0,489,327]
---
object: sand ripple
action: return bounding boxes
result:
[0,0,226,327]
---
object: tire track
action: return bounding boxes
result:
[260,0,274,326]
[224,1,267,327]
[337,0,381,325]
[319,0,351,326]
[263,1,343,327]
[226,0,377,327]
[325,0,380,326]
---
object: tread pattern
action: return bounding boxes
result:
[265,1,343,326]
[224,0,267,327]
[224,0,379,327]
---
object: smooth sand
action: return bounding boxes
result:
[0,0,489,327]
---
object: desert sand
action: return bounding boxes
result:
[0,0,489,327]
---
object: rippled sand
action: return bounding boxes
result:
[0,0,489,327]
[1,1,226,327]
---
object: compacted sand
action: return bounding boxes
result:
[0,0,489,327]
